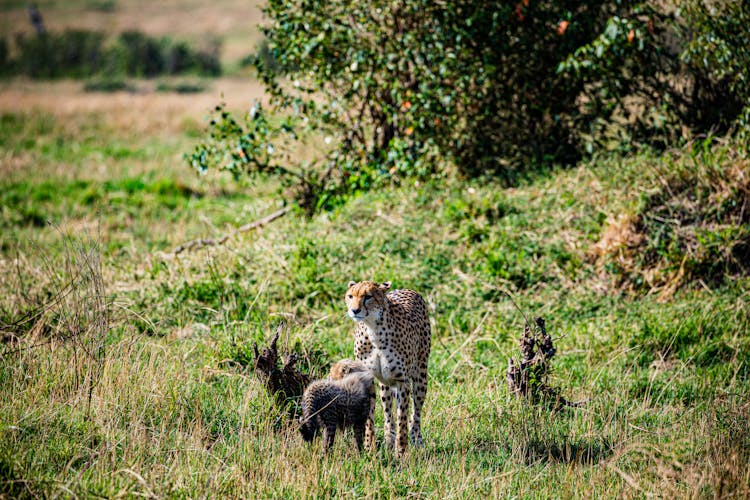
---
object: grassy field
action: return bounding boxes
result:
[1,2,750,498]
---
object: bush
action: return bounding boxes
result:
[0,38,8,73]
[13,30,106,79]
[683,1,750,139]
[191,0,750,216]
[155,80,207,94]
[84,77,132,93]
[561,2,747,152]
[117,30,165,77]
[1,29,221,79]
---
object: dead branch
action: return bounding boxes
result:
[171,206,290,255]
[506,316,583,409]
[253,322,311,418]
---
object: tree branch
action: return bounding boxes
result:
[170,206,291,255]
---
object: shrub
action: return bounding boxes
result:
[155,80,207,94]
[561,1,747,151]
[191,0,750,216]
[13,30,106,79]
[114,32,220,77]
[682,1,750,139]
[84,77,132,93]
[2,29,221,79]
[117,30,165,77]
[0,38,8,73]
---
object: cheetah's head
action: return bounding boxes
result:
[345,281,391,323]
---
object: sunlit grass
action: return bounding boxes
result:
[0,75,748,497]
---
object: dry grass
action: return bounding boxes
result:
[588,146,750,295]
[0,77,265,138]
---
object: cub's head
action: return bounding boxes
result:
[329,358,368,380]
[299,417,318,442]
[345,281,391,323]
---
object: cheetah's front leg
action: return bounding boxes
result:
[396,381,411,456]
[379,382,396,450]
[365,386,376,452]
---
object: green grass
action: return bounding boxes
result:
[1,99,749,498]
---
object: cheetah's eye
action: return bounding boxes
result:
[346,294,353,299]
[364,294,372,301]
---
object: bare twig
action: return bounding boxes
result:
[501,289,531,329]
[171,206,290,255]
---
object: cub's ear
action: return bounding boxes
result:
[347,281,357,288]
[379,281,392,290]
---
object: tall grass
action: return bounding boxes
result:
[0,96,748,497]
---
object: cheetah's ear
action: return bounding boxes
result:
[379,281,392,290]
[347,281,357,288]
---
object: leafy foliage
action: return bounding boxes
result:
[188,102,344,215]
[559,1,750,152]
[192,0,750,215]
[682,0,750,140]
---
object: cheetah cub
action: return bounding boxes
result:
[299,361,375,453]
[329,359,377,450]
[345,280,431,456]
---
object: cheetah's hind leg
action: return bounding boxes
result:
[409,371,428,447]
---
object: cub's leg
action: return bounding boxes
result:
[353,422,365,452]
[322,424,336,453]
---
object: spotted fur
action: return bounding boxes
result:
[299,370,374,453]
[345,280,431,456]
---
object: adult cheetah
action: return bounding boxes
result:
[345,280,431,455]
